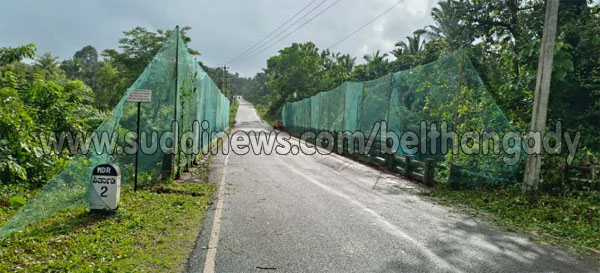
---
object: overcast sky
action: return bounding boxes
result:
[0,0,437,77]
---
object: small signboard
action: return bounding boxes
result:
[90,164,121,214]
[127,89,152,103]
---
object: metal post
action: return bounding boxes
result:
[449,50,465,170]
[449,164,462,189]
[134,102,141,192]
[340,83,347,154]
[358,82,366,133]
[358,82,366,155]
[385,73,394,165]
[424,158,435,187]
[405,155,412,179]
[173,25,180,178]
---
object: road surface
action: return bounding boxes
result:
[187,99,599,273]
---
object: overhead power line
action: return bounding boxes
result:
[327,0,406,50]
[227,0,333,65]
[229,0,341,66]
[225,0,320,64]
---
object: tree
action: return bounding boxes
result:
[92,26,200,110]
[0,44,103,185]
[394,29,427,56]
[264,42,336,117]
[71,45,99,84]
[425,0,473,51]
[35,53,59,70]
[351,50,390,81]
[0,43,36,66]
[91,61,126,111]
[59,58,83,79]
[73,45,98,67]
[103,26,198,81]
[242,70,271,105]
[102,27,165,83]
[159,26,200,56]
[363,50,388,63]
[336,54,356,81]
[34,52,63,79]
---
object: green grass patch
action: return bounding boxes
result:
[0,180,214,272]
[0,185,41,225]
[229,99,239,128]
[426,184,600,254]
[254,104,276,127]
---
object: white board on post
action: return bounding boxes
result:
[127,89,152,103]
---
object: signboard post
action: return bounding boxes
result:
[127,89,152,192]
[91,164,121,214]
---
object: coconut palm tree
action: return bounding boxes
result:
[392,29,427,58]
[336,54,356,77]
[425,0,471,50]
[35,53,59,71]
[363,50,388,63]
[426,0,453,40]
[60,58,83,79]
[35,52,61,78]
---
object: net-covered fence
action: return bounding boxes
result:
[282,51,521,185]
[0,27,229,237]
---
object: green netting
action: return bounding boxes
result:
[0,28,229,237]
[310,96,319,131]
[282,50,521,184]
[343,82,363,132]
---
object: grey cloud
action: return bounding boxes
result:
[0,0,436,77]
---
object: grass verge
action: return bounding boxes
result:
[229,99,239,128]
[0,163,215,272]
[254,104,276,127]
[424,184,600,256]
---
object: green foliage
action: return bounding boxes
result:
[60,45,99,86]
[59,58,83,80]
[34,52,66,81]
[0,49,104,186]
[73,45,98,67]
[265,42,334,116]
[246,42,360,120]
[97,26,199,110]
[8,196,26,208]
[90,61,126,110]
[247,0,599,191]
[0,28,230,238]
[240,71,271,105]
[0,183,215,272]
[0,44,36,66]
[229,99,239,128]
[199,61,251,99]
[352,50,390,81]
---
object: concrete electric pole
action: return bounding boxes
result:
[523,0,560,194]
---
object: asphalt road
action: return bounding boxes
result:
[187,99,599,273]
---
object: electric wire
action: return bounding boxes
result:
[224,0,320,64]
[327,0,406,50]
[229,0,341,66]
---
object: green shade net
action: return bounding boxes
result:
[282,50,521,184]
[0,28,230,237]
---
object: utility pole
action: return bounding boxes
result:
[523,0,560,194]
[221,65,228,91]
[221,65,234,102]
